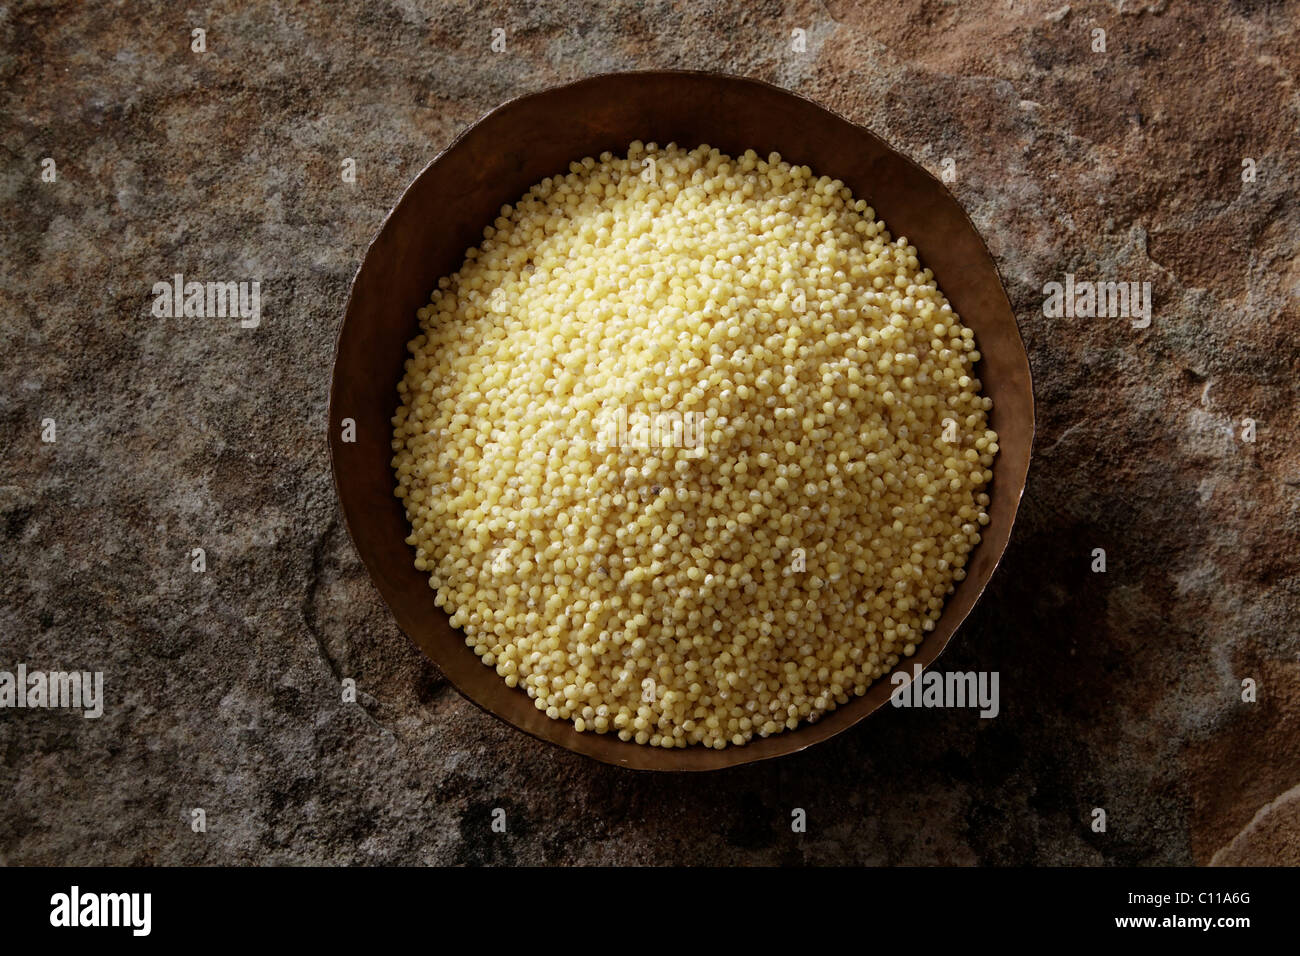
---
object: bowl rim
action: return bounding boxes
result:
[327,68,1037,771]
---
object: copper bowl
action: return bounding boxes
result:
[328,71,1035,771]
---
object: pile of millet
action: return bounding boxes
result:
[392,142,997,749]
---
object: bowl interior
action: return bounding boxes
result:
[329,71,1034,771]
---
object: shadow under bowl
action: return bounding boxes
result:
[328,71,1035,771]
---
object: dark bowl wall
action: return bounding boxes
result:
[328,71,1035,771]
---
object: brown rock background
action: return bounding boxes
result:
[1,0,1296,865]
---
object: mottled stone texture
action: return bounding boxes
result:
[1,0,1296,865]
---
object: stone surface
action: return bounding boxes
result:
[1,0,1296,865]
